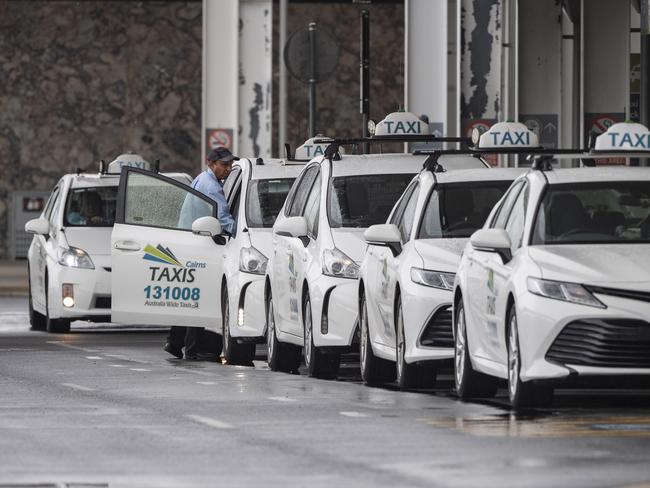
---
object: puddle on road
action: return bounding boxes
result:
[420,412,650,438]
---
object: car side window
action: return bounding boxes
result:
[287,166,319,217]
[492,181,524,229]
[503,185,528,253]
[303,173,321,238]
[122,170,216,231]
[222,167,242,200]
[396,182,420,242]
[229,187,241,237]
[389,180,417,226]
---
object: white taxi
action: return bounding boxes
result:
[264,111,489,378]
[453,122,650,409]
[218,156,306,364]
[360,162,525,389]
[25,154,190,333]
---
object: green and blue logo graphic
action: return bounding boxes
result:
[143,244,183,267]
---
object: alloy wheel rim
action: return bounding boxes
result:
[508,314,519,400]
[304,303,312,367]
[360,301,368,371]
[455,306,466,390]
[267,299,275,359]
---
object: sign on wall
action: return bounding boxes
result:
[206,128,234,153]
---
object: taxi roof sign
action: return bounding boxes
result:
[593,122,650,152]
[476,121,540,150]
[294,136,344,160]
[106,153,152,174]
[374,111,429,137]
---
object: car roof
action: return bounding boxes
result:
[242,158,305,180]
[329,153,487,177]
[67,172,191,189]
[539,166,650,185]
[432,167,527,184]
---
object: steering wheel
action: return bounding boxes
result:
[446,220,477,232]
[557,228,593,239]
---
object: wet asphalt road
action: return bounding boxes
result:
[1,297,650,488]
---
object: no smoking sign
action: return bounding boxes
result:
[206,128,234,153]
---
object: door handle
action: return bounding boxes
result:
[114,241,141,251]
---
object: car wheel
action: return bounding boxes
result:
[454,298,497,399]
[359,292,395,385]
[28,265,46,331]
[303,294,340,379]
[266,289,301,373]
[222,287,255,365]
[507,307,553,409]
[45,275,70,334]
[396,296,436,389]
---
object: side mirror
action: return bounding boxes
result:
[470,228,512,262]
[192,216,223,237]
[364,224,402,256]
[25,218,50,236]
[274,216,309,247]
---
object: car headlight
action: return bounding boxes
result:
[58,247,94,269]
[239,246,268,275]
[527,277,606,309]
[322,248,359,279]
[411,268,455,290]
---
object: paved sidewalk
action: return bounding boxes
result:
[0,260,28,296]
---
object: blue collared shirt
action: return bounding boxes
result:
[180,169,235,234]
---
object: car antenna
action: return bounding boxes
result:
[529,155,554,171]
[154,159,160,173]
[324,142,342,161]
[256,157,264,165]
[284,143,293,160]
[422,152,445,172]
[99,160,106,174]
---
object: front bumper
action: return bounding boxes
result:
[401,280,454,363]
[518,291,650,382]
[50,264,112,320]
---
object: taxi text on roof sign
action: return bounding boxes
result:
[295,137,344,159]
[107,153,152,174]
[476,121,540,149]
[374,111,429,137]
[594,122,650,152]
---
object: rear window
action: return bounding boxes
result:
[64,186,117,227]
[328,173,415,228]
[246,178,295,228]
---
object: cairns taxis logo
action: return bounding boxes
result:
[143,244,183,267]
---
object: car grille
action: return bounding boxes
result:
[586,285,650,303]
[94,296,112,309]
[546,319,650,368]
[419,306,453,348]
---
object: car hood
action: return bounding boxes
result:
[528,244,650,290]
[63,227,112,256]
[331,228,367,262]
[247,228,274,259]
[414,238,468,273]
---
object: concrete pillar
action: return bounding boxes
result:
[203,0,239,163]
[405,0,448,141]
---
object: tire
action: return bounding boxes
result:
[359,292,395,385]
[396,296,437,389]
[507,307,553,409]
[266,290,301,373]
[44,274,70,334]
[303,295,340,379]
[28,265,46,331]
[454,298,497,399]
[222,287,255,365]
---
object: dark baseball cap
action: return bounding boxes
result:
[207,146,239,163]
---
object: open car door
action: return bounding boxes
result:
[111,167,223,328]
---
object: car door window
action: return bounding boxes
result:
[303,173,322,238]
[389,180,417,226]
[287,166,319,217]
[120,170,216,231]
[229,186,241,236]
[222,167,242,200]
[491,181,524,229]
[396,182,420,242]
[503,185,528,253]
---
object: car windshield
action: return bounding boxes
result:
[64,186,117,227]
[246,178,295,228]
[532,181,650,245]
[328,173,415,228]
[418,181,513,238]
